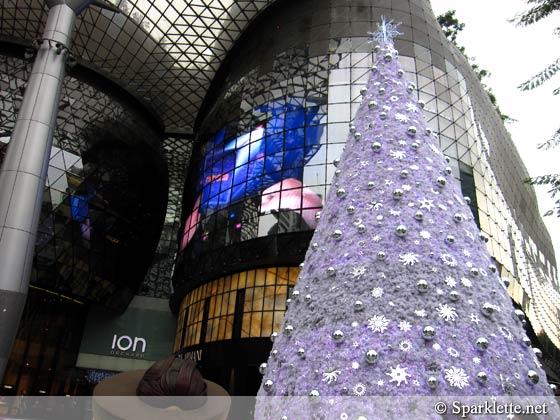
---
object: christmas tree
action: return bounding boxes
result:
[255,18,554,419]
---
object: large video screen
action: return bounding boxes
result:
[181,96,327,251]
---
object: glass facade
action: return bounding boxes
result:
[173,0,559,388]
[0,50,168,311]
[174,267,299,351]
[1,0,558,395]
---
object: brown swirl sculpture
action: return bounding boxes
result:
[93,356,230,420]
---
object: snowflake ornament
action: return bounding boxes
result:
[473,357,481,364]
[436,304,458,322]
[352,266,367,278]
[414,309,427,318]
[367,315,390,333]
[353,383,367,396]
[470,314,480,324]
[445,366,470,389]
[440,253,457,267]
[406,102,419,113]
[461,277,473,287]
[418,198,434,211]
[399,252,419,266]
[386,365,411,387]
[371,287,384,298]
[368,17,403,43]
[398,320,412,332]
[399,340,412,352]
[444,276,457,288]
[447,347,460,358]
[420,230,431,239]
[390,150,407,159]
[322,369,341,384]
[395,113,409,122]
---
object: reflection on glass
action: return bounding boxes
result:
[181,96,326,250]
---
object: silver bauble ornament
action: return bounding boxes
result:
[527,370,540,384]
[284,325,294,335]
[367,181,375,189]
[400,169,409,178]
[349,124,356,133]
[422,326,436,340]
[354,300,364,311]
[397,69,404,77]
[259,362,267,374]
[292,290,300,299]
[477,371,488,384]
[297,348,306,359]
[396,224,407,237]
[347,205,355,214]
[332,330,344,343]
[379,87,386,95]
[464,196,471,204]
[333,229,343,239]
[416,279,428,293]
[502,277,510,287]
[407,83,416,93]
[384,53,393,61]
[377,251,386,260]
[445,235,455,244]
[309,390,320,399]
[270,332,278,342]
[327,267,335,276]
[407,126,417,135]
[393,189,404,200]
[514,309,526,321]
[372,142,382,152]
[453,213,463,223]
[315,212,321,222]
[371,65,378,73]
[470,267,480,276]
[334,169,342,176]
[476,337,490,351]
[522,336,532,346]
[311,242,319,250]
[445,166,453,175]
[481,302,494,317]
[550,383,558,393]
[419,100,425,108]
[368,100,378,109]
[285,298,292,307]
[427,376,438,389]
[489,265,497,273]
[354,132,362,140]
[436,176,447,187]
[365,350,379,364]
[533,347,543,359]
[357,224,366,233]
[380,111,387,120]
[449,290,460,301]
[426,127,433,135]
[336,188,346,198]
[374,45,381,52]
[271,349,278,359]
[414,210,424,221]
[333,158,340,167]
[411,142,419,150]
[360,87,367,96]
[304,294,312,303]
[263,379,274,393]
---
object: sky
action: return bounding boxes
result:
[429,0,560,272]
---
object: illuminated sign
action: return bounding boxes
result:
[110,334,147,358]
